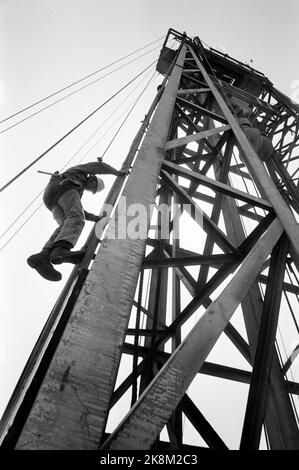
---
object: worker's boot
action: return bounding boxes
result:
[50,247,85,265]
[27,250,62,281]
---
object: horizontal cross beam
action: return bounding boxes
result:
[165,124,231,150]
[162,161,272,210]
[100,219,283,450]
[142,253,237,269]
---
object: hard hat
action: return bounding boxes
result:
[94,176,105,193]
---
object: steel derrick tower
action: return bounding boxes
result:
[1,28,299,450]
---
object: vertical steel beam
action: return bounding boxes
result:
[222,187,299,449]
[196,136,233,290]
[0,85,167,449]
[189,45,299,271]
[101,219,283,450]
[240,235,298,449]
[139,186,170,394]
[198,51,299,448]
[15,45,187,450]
[6,31,299,452]
[169,176,183,446]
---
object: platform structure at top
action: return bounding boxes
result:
[1,28,299,451]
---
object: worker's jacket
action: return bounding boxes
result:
[43,161,118,210]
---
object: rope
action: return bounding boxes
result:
[68,69,157,166]
[0,60,156,194]
[99,70,157,159]
[0,190,43,242]
[0,204,43,253]
[0,45,162,136]
[0,66,158,251]
[0,36,164,125]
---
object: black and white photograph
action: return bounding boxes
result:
[0,0,298,457]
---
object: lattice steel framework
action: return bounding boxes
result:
[1,29,299,450]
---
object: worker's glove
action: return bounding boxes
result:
[99,211,108,221]
[92,211,108,223]
[118,168,130,176]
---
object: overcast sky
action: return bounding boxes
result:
[0,0,298,448]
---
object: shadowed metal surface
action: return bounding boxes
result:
[101,219,283,450]
[15,46,187,451]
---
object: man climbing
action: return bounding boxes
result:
[27,157,129,281]
[228,97,274,162]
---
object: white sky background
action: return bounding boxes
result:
[0,0,298,448]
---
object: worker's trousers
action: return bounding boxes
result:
[43,190,85,250]
[241,125,273,161]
